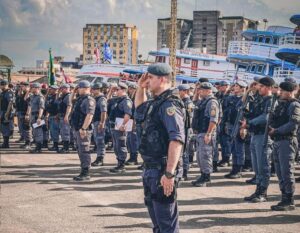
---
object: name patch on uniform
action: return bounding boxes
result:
[187,103,193,113]
[166,106,176,116]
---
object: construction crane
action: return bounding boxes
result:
[169,0,177,87]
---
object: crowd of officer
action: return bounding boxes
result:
[1,62,300,232]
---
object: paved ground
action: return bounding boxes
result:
[1,140,300,233]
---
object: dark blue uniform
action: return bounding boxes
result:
[139,89,185,233]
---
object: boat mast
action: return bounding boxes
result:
[170,0,177,87]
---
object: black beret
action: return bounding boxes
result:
[258,77,275,87]
[92,83,103,89]
[199,77,209,83]
[147,63,172,76]
[279,81,297,92]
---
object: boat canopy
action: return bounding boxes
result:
[290,14,300,26]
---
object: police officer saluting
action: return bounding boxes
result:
[192,82,220,187]
[0,80,14,148]
[26,82,45,153]
[91,83,107,167]
[269,81,300,211]
[135,63,185,233]
[71,81,95,181]
[57,84,72,153]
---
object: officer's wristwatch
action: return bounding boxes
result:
[81,128,87,131]
[165,171,175,179]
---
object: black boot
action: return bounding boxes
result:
[73,168,90,181]
[42,140,48,148]
[125,154,138,165]
[48,142,59,152]
[191,173,211,187]
[213,161,219,173]
[182,169,188,181]
[58,141,70,153]
[218,157,230,167]
[110,162,126,173]
[271,193,295,211]
[1,136,10,148]
[30,143,42,153]
[244,185,260,202]
[242,160,252,172]
[246,175,257,185]
[296,177,300,183]
[91,157,104,167]
[251,186,268,203]
[20,141,31,150]
[225,165,242,179]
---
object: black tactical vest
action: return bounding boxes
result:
[270,99,298,136]
[93,95,106,122]
[108,96,129,122]
[139,89,186,162]
[0,90,11,111]
[71,95,90,131]
[250,95,272,134]
[58,93,70,115]
[45,94,58,116]
[15,93,28,113]
[192,96,216,133]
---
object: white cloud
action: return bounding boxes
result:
[64,42,83,53]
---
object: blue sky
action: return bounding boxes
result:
[0,0,299,71]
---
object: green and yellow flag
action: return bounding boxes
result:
[48,48,56,85]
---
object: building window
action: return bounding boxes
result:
[250,64,256,72]
[257,65,264,73]
[265,37,271,44]
[184,58,191,64]
[94,36,97,40]
[113,43,117,47]
[87,50,91,55]
[88,36,91,40]
[203,60,210,66]
[203,27,207,30]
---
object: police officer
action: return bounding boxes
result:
[0,80,14,148]
[57,84,72,153]
[178,84,194,180]
[125,82,139,165]
[71,80,95,181]
[269,81,300,211]
[107,82,133,173]
[45,85,60,152]
[224,80,247,179]
[217,80,231,167]
[15,82,32,149]
[242,77,275,202]
[91,83,107,166]
[26,82,45,153]
[136,63,185,233]
[192,82,220,187]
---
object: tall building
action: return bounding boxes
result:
[218,16,258,55]
[83,24,138,64]
[157,18,193,50]
[192,11,221,54]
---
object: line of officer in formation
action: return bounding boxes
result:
[1,63,300,230]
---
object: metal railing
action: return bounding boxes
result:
[273,67,300,80]
[279,34,300,46]
[227,41,279,60]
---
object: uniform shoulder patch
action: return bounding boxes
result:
[127,100,132,108]
[166,106,176,116]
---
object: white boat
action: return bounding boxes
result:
[77,47,235,84]
[226,14,300,83]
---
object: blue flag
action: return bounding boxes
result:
[103,42,112,63]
